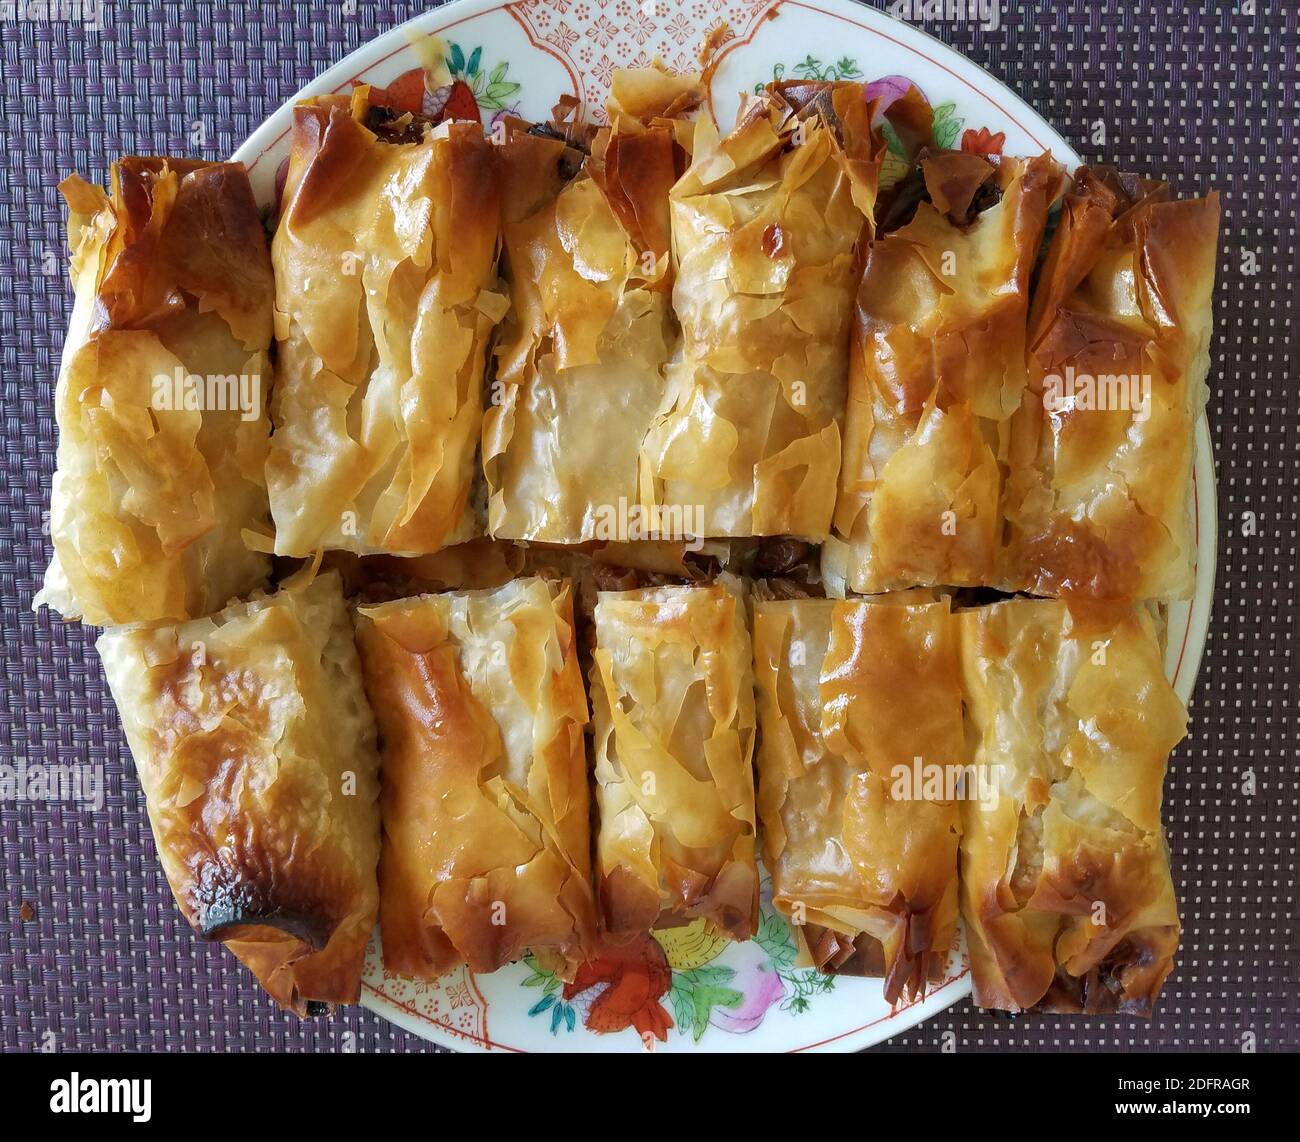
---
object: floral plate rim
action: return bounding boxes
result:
[229,0,1216,1053]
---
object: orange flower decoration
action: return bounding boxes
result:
[961,126,1006,155]
[565,934,674,1042]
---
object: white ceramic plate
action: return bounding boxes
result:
[231,0,1216,1053]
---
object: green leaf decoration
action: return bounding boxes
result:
[669,976,696,1038]
[528,993,555,1017]
[754,909,798,968]
[444,53,517,109]
[689,985,743,1042]
[794,55,823,79]
[522,971,548,988]
[681,965,736,988]
[767,54,859,89]
[932,101,963,150]
[669,966,743,1042]
[776,966,835,1015]
[880,120,908,159]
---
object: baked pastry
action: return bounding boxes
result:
[97,572,381,1014]
[958,597,1185,1013]
[590,579,758,940]
[37,158,274,625]
[483,68,700,543]
[267,87,504,556]
[45,63,1212,1032]
[831,150,1064,592]
[353,576,597,978]
[1001,168,1220,600]
[751,594,962,1001]
[641,80,884,540]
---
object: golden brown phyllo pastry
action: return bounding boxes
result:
[1001,168,1220,600]
[268,87,504,557]
[831,149,1064,592]
[38,158,274,625]
[959,597,1185,1014]
[591,580,758,941]
[353,577,597,978]
[96,572,381,1015]
[484,69,700,543]
[641,81,884,541]
[751,595,962,1002]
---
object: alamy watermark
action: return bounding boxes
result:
[1,0,104,30]
[890,757,999,812]
[592,497,705,552]
[1042,365,1152,422]
[889,0,1001,33]
[0,759,104,812]
[151,367,262,422]
[49,1073,151,1122]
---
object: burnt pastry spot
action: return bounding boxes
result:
[199,894,332,951]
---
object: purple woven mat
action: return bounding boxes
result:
[1,0,1296,1053]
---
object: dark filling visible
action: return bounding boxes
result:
[877,147,1003,235]
[363,104,433,145]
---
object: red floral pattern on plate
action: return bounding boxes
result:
[507,0,778,121]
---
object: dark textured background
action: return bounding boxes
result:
[1,0,1296,1053]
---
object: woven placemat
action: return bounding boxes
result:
[1,0,1295,1053]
